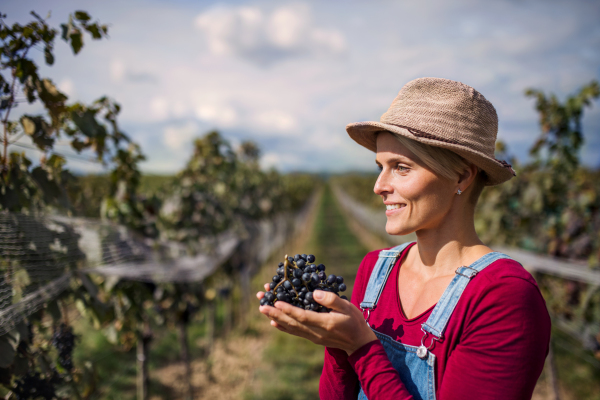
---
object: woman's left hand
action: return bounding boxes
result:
[257,289,377,355]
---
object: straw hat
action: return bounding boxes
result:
[346,77,515,185]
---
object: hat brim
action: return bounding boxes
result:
[346,121,515,186]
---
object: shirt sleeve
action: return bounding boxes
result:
[436,275,551,399]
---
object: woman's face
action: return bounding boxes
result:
[374,132,457,236]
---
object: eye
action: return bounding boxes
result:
[376,164,383,172]
[392,164,409,175]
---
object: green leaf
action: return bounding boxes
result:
[85,23,102,39]
[69,29,83,54]
[44,45,54,65]
[71,109,106,139]
[74,11,91,22]
[14,58,38,84]
[0,331,19,368]
[60,23,69,40]
[20,115,54,149]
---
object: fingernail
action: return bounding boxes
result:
[314,290,324,300]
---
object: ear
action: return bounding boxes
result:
[457,163,479,191]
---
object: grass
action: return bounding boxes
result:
[246,184,369,400]
[71,308,211,399]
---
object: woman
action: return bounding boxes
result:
[258,77,551,399]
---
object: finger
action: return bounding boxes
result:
[256,291,265,300]
[313,290,350,313]
[263,304,316,337]
[275,300,317,325]
[264,283,270,292]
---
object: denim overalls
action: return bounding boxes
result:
[358,242,513,400]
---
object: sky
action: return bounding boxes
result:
[3,0,600,175]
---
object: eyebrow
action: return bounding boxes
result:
[375,156,412,165]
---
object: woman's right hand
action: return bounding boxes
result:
[256,289,377,355]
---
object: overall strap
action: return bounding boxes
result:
[360,242,414,310]
[421,252,514,339]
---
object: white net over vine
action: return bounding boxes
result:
[0,198,315,336]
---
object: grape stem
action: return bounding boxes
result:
[272,255,302,303]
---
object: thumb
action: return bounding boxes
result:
[313,290,347,312]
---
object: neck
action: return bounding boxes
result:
[412,201,487,275]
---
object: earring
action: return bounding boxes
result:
[457,189,462,195]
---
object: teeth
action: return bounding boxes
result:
[386,204,405,211]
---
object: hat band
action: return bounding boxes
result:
[398,125,461,146]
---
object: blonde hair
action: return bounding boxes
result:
[391,133,486,205]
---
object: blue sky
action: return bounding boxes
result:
[4,0,600,174]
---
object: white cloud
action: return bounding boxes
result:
[194,3,346,65]
[163,121,201,150]
[58,78,75,98]
[110,59,125,82]
[252,110,297,133]
[150,97,170,121]
[195,104,238,126]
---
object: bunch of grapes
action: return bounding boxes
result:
[51,323,76,372]
[260,253,347,312]
[12,371,59,400]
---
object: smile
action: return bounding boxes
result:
[385,204,406,211]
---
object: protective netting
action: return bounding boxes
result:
[0,195,316,336]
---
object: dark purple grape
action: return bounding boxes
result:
[336,276,344,284]
[296,259,306,269]
[292,278,302,287]
[293,269,303,278]
[305,292,314,303]
[310,273,320,285]
[260,297,268,306]
[294,254,302,261]
[277,267,284,276]
[326,274,337,285]
[341,295,348,300]
[302,273,311,282]
[339,283,347,292]
[283,280,292,290]
[288,256,294,263]
[273,275,281,282]
[269,282,276,290]
[307,254,316,263]
[265,292,275,302]
[278,262,284,267]
[301,254,307,261]
[318,271,326,281]
[317,264,326,271]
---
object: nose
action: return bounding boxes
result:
[374,169,393,197]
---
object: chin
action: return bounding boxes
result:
[385,222,416,237]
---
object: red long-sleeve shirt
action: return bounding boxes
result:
[320,244,551,399]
